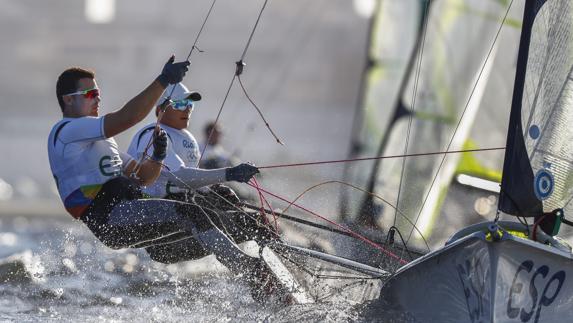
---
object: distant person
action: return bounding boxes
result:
[47,57,258,263]
[127,82,260,263]
[200,121,238,169]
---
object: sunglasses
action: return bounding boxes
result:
[171,99,194,111]
[64,87,100,99]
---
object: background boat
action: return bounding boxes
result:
[333,0,527,266]
[367,0,573,320]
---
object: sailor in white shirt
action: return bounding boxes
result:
[128,83,257,197]
[47,56,187,239]
[48,59,263,262]
[128,83,261,263]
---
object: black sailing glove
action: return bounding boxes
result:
[156,55,190,87]
[225,163,259,183]
[151,129,168,161]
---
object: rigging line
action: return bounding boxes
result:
[243,201,424,258]
[239,0,270,61]
[275,179,430,252]
[188,187,268,239]
[276,248,388,281]
[241,202,371,239]
[252,176,270,222]
[185,0,218,61]
[280,256,385,281]
[231,0,325,152]
[257,147,505,169]
[394,0,432,228]
[143,147,278,240]
[163,0,218,102]
[191,196,235,237]
[246,182,409,265]
[197,0,272,166]
[251,176,280,232]
[406,0,515,245]
[386,226,415,260]
[134,0,218,174]
[237,75,283,144]
[132,108,167,176]
[197,74,237,167]
[140,133,284,241]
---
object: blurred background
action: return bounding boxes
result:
[0,0,373,217]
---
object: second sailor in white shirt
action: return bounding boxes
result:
[128,83,261,263]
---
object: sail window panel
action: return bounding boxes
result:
[521,1,573,214]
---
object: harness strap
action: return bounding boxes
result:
[53,121,71,146]
[136,125,173,148]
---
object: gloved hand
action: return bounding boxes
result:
[156,55,190,87]
[225,163,259,183]
[151,128,168,161]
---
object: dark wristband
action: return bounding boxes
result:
[156,74,169,88]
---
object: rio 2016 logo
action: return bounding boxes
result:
[507,260,565,322]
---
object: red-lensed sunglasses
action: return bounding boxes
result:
[64,87,100,99]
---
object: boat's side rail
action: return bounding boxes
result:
[262,241,390,278]
[445,221,571,252]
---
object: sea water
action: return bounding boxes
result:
[0,213,415,323]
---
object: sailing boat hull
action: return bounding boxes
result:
[369,232,573,322]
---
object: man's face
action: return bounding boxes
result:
[63,78,101,117]
[160,99,193,130]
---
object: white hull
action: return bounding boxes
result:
[369,224,573,322]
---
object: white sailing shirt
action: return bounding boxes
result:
[127,123,200,197]
[47,117,133,218]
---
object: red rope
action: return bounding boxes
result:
[257,147,505,170]
[247,182,409,265]
[532,214,548,242]
[250,177,279,232]
[252,177,267,221]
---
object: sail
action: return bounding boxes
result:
[367,0,513,249]
[499,0,573,218]
[341,0,423,219]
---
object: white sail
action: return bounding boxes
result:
[366,2,573,321]
[370,0,513,250]
[341,0,422,219]
[499,0,573,241]
[522,3,573,214]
